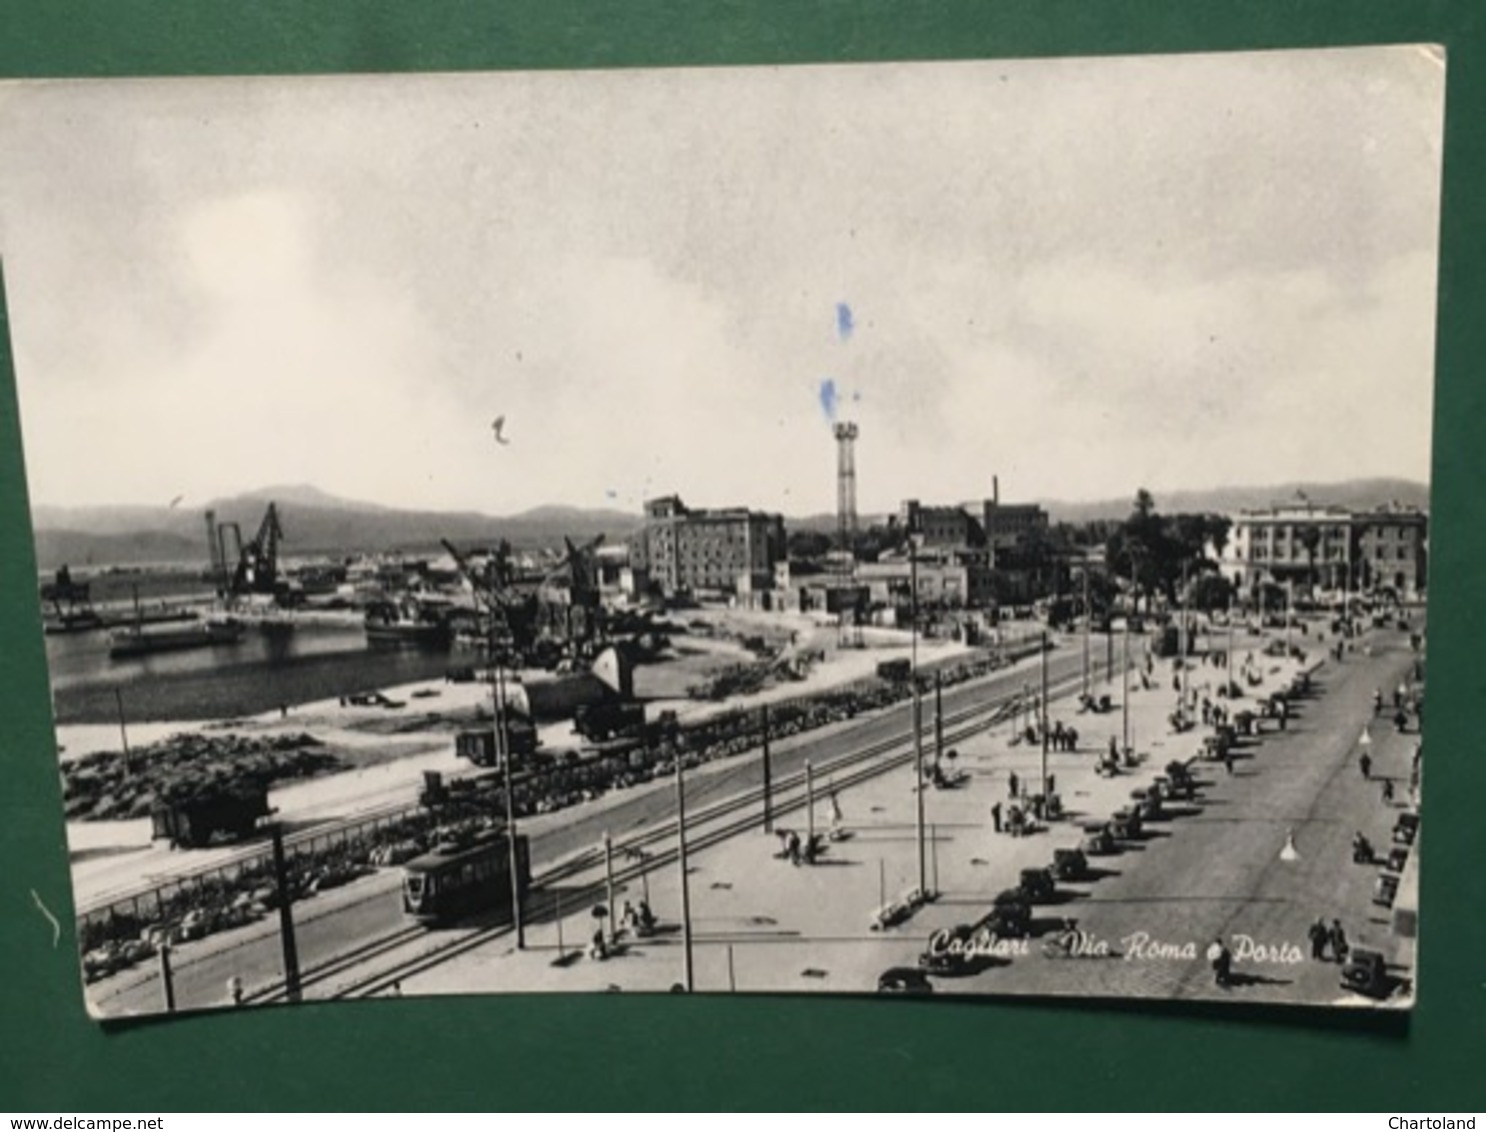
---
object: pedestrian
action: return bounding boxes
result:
[1382,778,1395,804]
[1328,919,1349,964]
[1008,770,1020,798]
[1307,917,1329,961]
[227,975,244,1006]
[1359,752,1372,780]
[1277,699,1288,731]
[990,801,1002,833]
[1032,794,1045,821]
[1211,938,1233,988]
[1223,749,1234,775]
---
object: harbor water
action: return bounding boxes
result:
[46,621,465,725]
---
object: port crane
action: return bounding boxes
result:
[208,502,288,603]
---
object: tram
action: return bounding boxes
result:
[402,829,531,925]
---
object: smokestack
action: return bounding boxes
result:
[993,476,999,507]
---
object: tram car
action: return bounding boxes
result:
[402,829,532,925]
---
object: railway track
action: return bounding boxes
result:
[79,642,1047,922]
[320,663,1095,999]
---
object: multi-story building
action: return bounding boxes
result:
[982,501,1051,550]
[633,495,786,598]
[898,500,985,550]
[1354,507,1429,598]
[1217,503,1427,600]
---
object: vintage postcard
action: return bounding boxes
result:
[0,46,1442,1018]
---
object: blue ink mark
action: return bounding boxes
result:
[818,378,839,424]
[836,303,854,341]
[852,391,862,403]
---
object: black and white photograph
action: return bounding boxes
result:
[0,45,1442,1018]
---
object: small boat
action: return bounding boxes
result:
[364,599,453,649]
[109,617,247,659]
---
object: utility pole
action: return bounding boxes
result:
[1082,568,1091,697]
[1040,629,1050,797]
[910,536,926,901]
[675,758,694,992]
[1285,579,1294,657]
[805,760,816,849]
[269,824,302,1002]
[496,663,525,950]
[603,832,616,946]
[114,689,132,776]
[761,704,773,834]
[158,943,176,1013]
[1121,618,1131,755]
[934,671,944,770]
[1227,596,1235,694]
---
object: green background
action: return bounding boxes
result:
[1,1,1483,1112]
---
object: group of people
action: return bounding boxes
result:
[1307,917,1351,963]
[589,898,658,959]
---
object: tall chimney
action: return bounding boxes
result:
[993,476,999,507]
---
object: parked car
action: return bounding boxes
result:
[1018,867,1056,903]
[1373,874,1400,908]
[1340,948,1390,998]
[1392,812,1419,846]
[1051,847,1090,881]
[1080,822,1116,856]
[877,966,934,995]
[1110,808,1143,840]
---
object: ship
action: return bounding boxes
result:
[108,616,248,659]
[363,598,454,649]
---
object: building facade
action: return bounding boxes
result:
[634,495,787,598]
[1217,504,1427,600]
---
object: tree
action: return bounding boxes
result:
[1190,572,1235,613]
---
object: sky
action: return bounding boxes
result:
[0,47,1446,518]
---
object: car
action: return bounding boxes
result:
[1392,813,1419,846]
[981,890,1032,937]
[877,966,934,995]
[1051,847,1090,881]
[1373,874,1400,908]
[1080,822,1116,856]
[1110,808,1143,840]
[1018,867,1056,903]
[1340,948,1391,998]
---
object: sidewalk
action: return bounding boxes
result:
[399,632,1304,997]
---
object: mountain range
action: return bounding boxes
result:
[27,478,1430,571]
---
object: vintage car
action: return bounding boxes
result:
[1080,822,1116,855]
[1373,873,1400,908]
[1387,846,1410,873]
[1392,812,1420,846]
[1340,948,1390,998]
[980,890,1032,937]
[877,966,934,995]
[1018,867,1056,903]
[1129,786,1165,820]
[1109,808,1143,840]
[1051,847,1090,881]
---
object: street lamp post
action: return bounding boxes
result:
[1082,568,1091,697]
[675,757,695,992]
[494,660,525,950]
[1121,616,1131,755]
[909,534,926,901]
[1040,629,1050,798]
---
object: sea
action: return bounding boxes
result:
[46,621,466,725]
